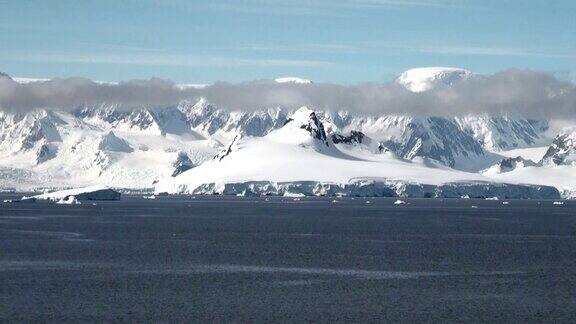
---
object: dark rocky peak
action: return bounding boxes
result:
[285,107,330,147]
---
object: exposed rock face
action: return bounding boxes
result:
[213,135,240,161]
[494,156,537,173]
[297,111,330,147]
[456,116,548,151]
[379,117,486,168]
[36,143,58,165]
[332,131,365,145]
[172,151,194,177]
[540,130,576,166]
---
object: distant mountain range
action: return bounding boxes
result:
[0,68,574,198]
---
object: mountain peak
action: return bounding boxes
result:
[265,107,332,151]
[98,131,133,153]
[397,67,472,92]
[274,77,313,84]
[0,71,12,80]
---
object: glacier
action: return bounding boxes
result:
[168,180,559,200]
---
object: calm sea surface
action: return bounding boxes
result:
[1,195,575,322]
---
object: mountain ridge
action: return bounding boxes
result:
[0,68,572,196]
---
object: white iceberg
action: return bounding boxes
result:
[24,185,121,201]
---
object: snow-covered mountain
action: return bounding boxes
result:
[274,77,313,84]
[540,128,576,166]
[157,107,559,199]
[455,115,549,151]
[327,113,492,170]
[0,107,217,190]
[0,68,572,197]
[481,128,576,198]
[0,100,559,190]
[397,67,472,92]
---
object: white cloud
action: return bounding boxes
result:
[417,46,576,59]
[0,50,333,68]
[1,69,574,121]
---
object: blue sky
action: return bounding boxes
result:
[1,0,574,84]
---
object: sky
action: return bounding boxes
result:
[0,0,575,84]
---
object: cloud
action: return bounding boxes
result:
[214,43,360,54]
[0,69,574,120]
[417,46,576,59]
[0,50,333,68]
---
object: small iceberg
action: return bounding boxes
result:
[283,192,306,198]
[553,201,565,205]
[23,185,121,202]
[143,195,156,199]
[394,199,406,205]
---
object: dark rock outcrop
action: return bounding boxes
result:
[332,131,365,145]
[172,152,194,177]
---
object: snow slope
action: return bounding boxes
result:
[483,128,576,198]
[498,146,549,161]
[157,107,559,198]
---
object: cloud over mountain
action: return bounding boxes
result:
[0,69,574,119]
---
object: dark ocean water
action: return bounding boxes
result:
[1,195,576,322]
